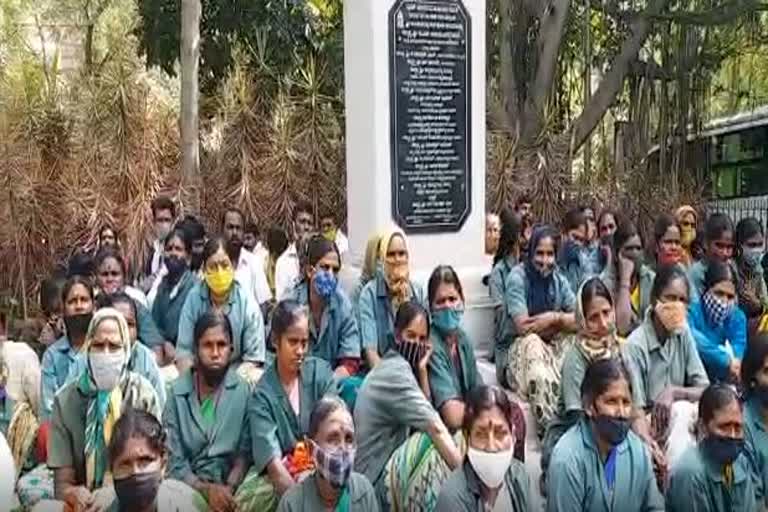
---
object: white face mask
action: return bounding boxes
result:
[467,446,513,489]
[89,350,126,391]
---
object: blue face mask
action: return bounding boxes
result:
[561,239,583,265]
[432,306,464,334]
[313,269,338,300]
[701,434,744,466]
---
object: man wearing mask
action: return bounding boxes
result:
[319,211,349,258]
[222,208,272,310]
[275,202,315,301]
[177,215,206,273]
[143,196,176,290]
[244,222,269,268]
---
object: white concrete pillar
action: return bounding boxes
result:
[342,0,492,353]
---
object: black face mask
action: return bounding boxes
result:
[592,414,631,446]
[752,384,768,408]
[64,312,93,341]
[396,338,427,373]
[165,255,188,282]
[114,470,161,511]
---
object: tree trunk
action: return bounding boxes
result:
[181,0,201,213]
[522,0,572,143]
[84,24,94,73]
[570,0,670,151]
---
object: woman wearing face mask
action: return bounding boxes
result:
[40,276,95,420]
[277,396,378,511]
[94,248,166,350]
[427,266,483,431]
[689,260,746,384]
[489,210,521,381]
[688,213,736,301]
[601,220,656,336]
[741,334,768,507]
[559,208,592,292]
[150,227,198,366]
[654,214,684,268]
[107,408,203,512]
[292,237,361,378]
[165,312,251,512]
[734,217,768,332]
[66,294,166,408]
[357,228,427,369]
[503,225,577,439]
[235,301,335,512]
[676,205,699,267]
[667,384,756,512]
[43,308,161,512]
[176,236,266,383]
[547,358,664,512]
[626,265,710,467]
[542,278,653,478]
[435,385,529,512]
[355,302,461,511]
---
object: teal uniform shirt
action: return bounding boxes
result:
[0,396,14,435]
[177,280,266,364]
[291,283,361,367]
[249,357,336,474]
[688,260,708,303]
[353,350,440,489]
[667,444,757,512]
[152,271,198,345]
[626,316,709,407]
[744,396,768,506]
[435,459,529,512]
[357,273,426,356]
[40,335,79,420]
[489,256,516,380]
[135,301,165,348]
[277,472,379,512]
[66,341,166,407]
[546,418,664,512]
[600,264,656,335]
[164,367,251,486]
[427,328,482,411]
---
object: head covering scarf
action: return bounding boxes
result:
[78,307,131,489]
[525,225,559,316]
[379,229,412,312]
[361,232,383,283]
[574,279,623,362]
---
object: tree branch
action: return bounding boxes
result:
[651,0,768,26]
[571,0,670,150]
[522,0,572,143]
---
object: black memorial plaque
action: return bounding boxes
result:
[389,0,472,233]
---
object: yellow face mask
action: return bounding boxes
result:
[322,229,337,242]
[681,228,696,247]
[205,267,235,297]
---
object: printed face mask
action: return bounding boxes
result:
[313,269,338,300]
[702,290,734,327]
[311,440,354,489]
